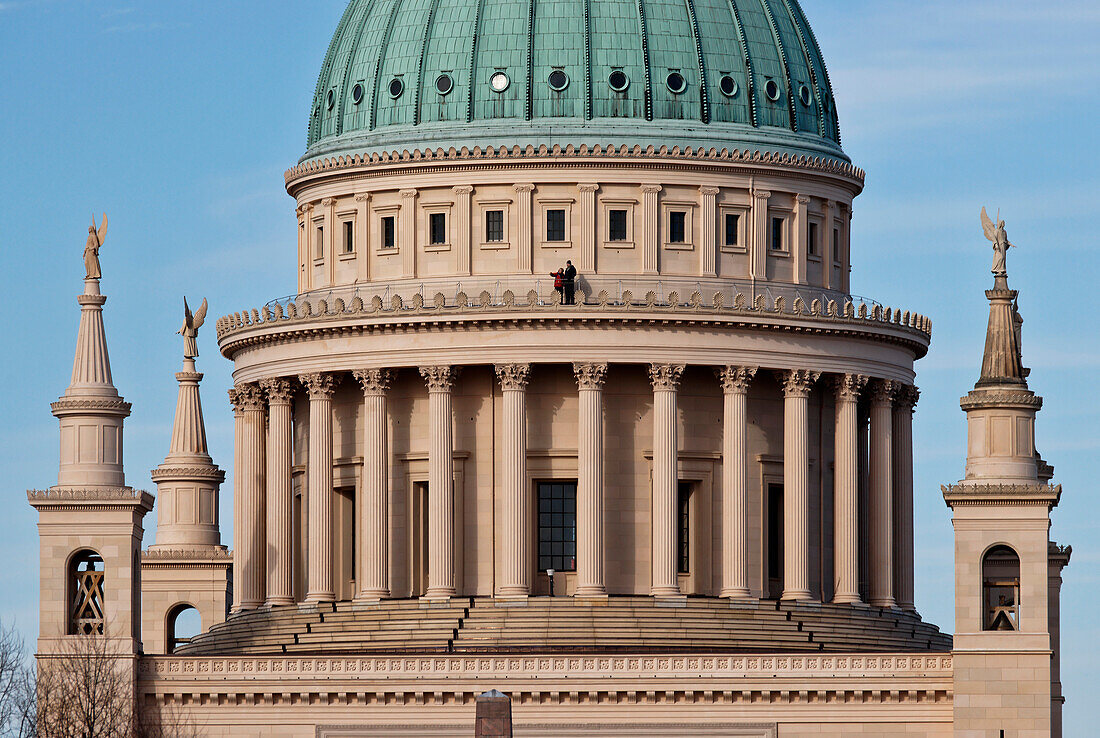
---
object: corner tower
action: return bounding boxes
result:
[141,298,231,654]
[29,258,153,655]
[943,226,1070,737]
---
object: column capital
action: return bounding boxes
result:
[795,194,811,205]
[717,365,757,394]
[399,188,418,200]
[298,372,340,399]
[451,185,474,195]
[354,192,371,203]
[640,184,663,194]
[320,197,335,208]
[259,377,296,406]
[228,383,265,413]
[648,363,685,391]
[420,365,459,392]
[699,186,720,196]
[833,373,869,402]
[752,189,772,201]
[573,362,608,390]
[494,363,530,391]
[869,378,900,405]
[777,369,821,398]
[894,383,920,411]
[512,183,535,194]
[577,183,600,193]
[353,368,394,395]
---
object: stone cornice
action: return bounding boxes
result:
[959,390,1042,411]
[285,145,866,196]
[150,466,226,482]
[941,483,1061,508]
[143,547,231,563]
[217,292,931,361]
[51,397,131,417]
[28,486,154,511]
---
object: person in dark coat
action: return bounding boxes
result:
[563,260,577,304]
[550,268,564,303]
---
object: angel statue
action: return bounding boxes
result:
[84,214,107,280]
[980,207,1014,278]
[178,297,208,359]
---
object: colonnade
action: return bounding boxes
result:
[227,364,917,611]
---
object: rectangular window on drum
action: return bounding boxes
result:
[485,210,504,241]
[808,221,819,257]
[381,216,396,250]
[833,227,840,262]
[315,226,324,258]
[770,217,785,251]
[429,212,447,245]
[724,213,739,247]
[343,221,354,254]
[537,482,577,572]
[669,211,687,243]
[608,209,628,241]
[546,209,566,242]
[677,482,692,574]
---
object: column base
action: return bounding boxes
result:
[422,588,456,602]
[780,589,814,601]
[870,597,897,608]
[574,584,608,598]
[264,597,295,607]
[356,589,390,601]
[496,586,531,598]
[304,593,335,605]
[719,587,753,599]
[832,593,863,605]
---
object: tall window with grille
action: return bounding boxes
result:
[381,216,396,249]
[429,212,447,245]
[546,209,566,242]
[677,482,692,574]
[608,209,628,241]
[538,482,577,572]
[485,210,504,242]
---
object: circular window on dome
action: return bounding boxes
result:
[799,84,812,107]
[666,72,686,94]
[548,70,569,91]
[764,79,781,102]
[719,75,738,98]
[608,70,629,92]
[489,71,510,93]
[352,83,364,105]
[436,74,453,96]
[388,78,404,99]
[326,89,335,110]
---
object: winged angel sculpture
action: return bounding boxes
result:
[178,297,208,359]
[83,214,107,280]
[980,207,1014,278]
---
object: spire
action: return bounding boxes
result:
[52,277,130,488]
[977,276,1026,388]
[150,299,224,550]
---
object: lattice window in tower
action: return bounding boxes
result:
[983,545,1021,631]
[70,550,105,636]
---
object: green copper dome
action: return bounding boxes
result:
[304,0,846,163]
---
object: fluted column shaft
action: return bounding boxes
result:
[649,364,684,597]
[718,366,756,598]
[421,366,458,598]
[779,370,820,601]
[869,380,897,608]
[355,369,393,600]
[496,364,531,597]
[833,374,867,604]
[574,363,608,597]
[261,379,295,606]
[300,373,338,603]
[893,385,918,611]
[230,384,266,610]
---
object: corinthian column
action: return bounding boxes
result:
[869,380,897,608]
[354,369,393,600]
[260,378,295,606]
[420,366,458,599]
[574,362,608,597]
[299,372,339,604]
[495,363,531,598]
[229,383,266,610]
[778,369,820,601]
[893,384,919,611]
[649,363,685,597]
[832,373,867,604]
[717,366,756,599]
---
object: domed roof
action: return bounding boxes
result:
[304,0,845,163]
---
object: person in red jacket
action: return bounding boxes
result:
[550,268,564,303]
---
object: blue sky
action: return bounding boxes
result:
[1,0,1097,732]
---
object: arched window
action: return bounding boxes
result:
[69,550,104,635]
[983,545,1021,631]
[166,604,201,652]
